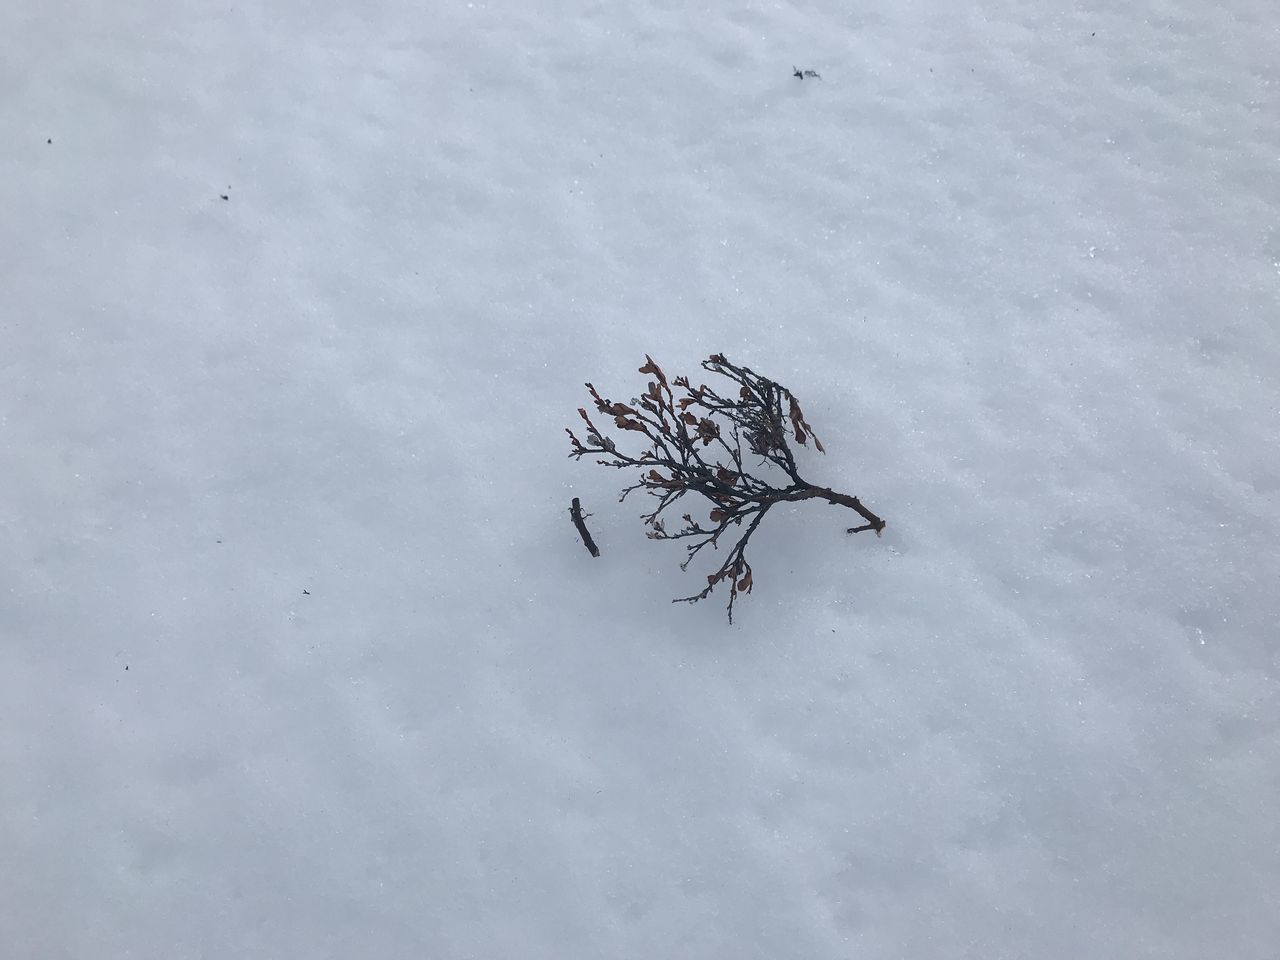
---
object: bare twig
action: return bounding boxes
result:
[569,497,600,557]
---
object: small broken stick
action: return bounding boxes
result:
[569,497,600,557]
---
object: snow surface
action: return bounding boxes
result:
[3,1,1279,957]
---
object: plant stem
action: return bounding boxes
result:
[780,484,886,534]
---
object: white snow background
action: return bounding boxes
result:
[3,1,1278,957]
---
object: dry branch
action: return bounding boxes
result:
[566,353,884,621]
[569,497,600,557]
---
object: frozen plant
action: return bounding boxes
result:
[566,354,885,622]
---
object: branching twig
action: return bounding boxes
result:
[566,354,885,622]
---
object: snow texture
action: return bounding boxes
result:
[2,1,1278,957]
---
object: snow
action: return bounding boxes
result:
[2,1,1278,957]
